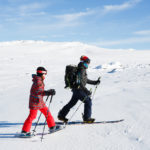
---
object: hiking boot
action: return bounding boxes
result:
[83,118,95,123]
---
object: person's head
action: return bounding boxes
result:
[36,66,47,80]
[80,55,90,69]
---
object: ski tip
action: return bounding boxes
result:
[15,134,34,138]
[119,119,124,122]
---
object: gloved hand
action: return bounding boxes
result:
[96,78,101,85]
[49,89,56,95]
[86,90,92,96]
[45,89,56,96]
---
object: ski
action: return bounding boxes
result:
[56,119,124,125]
[14,133,34,138]
[14,126,65,139]
[40,126,65,136]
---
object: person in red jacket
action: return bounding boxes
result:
[21,67,58,136]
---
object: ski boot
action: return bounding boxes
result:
[58,115,68,123]
[49,125,63,133]
[83,118,95,123]
[58,111,68,123]
[20,130,32,138]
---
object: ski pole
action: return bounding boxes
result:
[32,95,50,135]
[41,95,53,142]
[91,77,101,100]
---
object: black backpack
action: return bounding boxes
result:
[64,65,78,89]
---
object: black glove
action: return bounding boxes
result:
[49,89,56,95]
[45,89,56,96]
[95,78,100,85]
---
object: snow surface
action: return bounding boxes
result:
[0,41,150,150]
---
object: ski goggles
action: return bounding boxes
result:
[85,58,90,64]
[37,70,47,75]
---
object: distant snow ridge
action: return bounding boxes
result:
[0,40,49,46]
[95,62,123,73]
[0,40,86,47]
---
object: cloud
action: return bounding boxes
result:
[0,2,49,25]
[95,37,150,46]
[104,3,131,12]
[103,0,142,13]
[44,9,95,28]
[53,0,142,24]
[54,9,94,22]
[0,2,49,17]
[19,2,47,13]
[0,0,144,39]
[134,30,150,35]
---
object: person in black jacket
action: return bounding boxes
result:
[58,56,100,123]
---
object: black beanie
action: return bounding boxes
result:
[36,66,47,76]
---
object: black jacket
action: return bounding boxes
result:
[77,62,97,94]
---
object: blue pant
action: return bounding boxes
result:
[60,89,92,120]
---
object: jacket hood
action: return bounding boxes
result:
[32,74,42,82]
[78,62,87,69]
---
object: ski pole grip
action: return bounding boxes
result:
[97,76,101,86]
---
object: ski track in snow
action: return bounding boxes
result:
[0,41,150,150]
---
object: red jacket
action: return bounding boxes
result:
[29,75,46,110]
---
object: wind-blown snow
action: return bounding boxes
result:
[0,41,150,150]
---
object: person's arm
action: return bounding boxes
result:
[87,77,101,85]
[44,89,56,96]
[87,78,97,85]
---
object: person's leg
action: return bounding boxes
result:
[58,90,79,117]
[40,106,55,128]
[78,90,92,120]
[83,97,92,120]
[22,109,38,132]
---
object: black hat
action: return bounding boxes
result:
[36,67,47,76]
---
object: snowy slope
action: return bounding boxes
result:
[0,41,150,150]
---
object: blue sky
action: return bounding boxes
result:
[0,0,150,50]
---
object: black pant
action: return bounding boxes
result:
[59,89,92,120]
